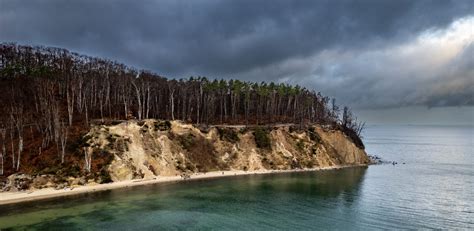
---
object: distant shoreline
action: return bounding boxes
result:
[0,165,367,206]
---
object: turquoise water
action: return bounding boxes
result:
[0,125,473,230]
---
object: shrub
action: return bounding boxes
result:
[178,134,196,150]
[341,127,365,149]
[110,120,122,126]
[186,164,196,171]
[115,139,129,153]
[195,124,210,133]
[38,166,60,175]
[154,120,171,131]
[98,168,112,183]
[64,165,82,177]
[307,127,322,143]
[53,164,82,178]
[253,127,271,149]
[289,126,296,133]
[239,127,250,134]
[296,140,305,151]
[217,128,240,143]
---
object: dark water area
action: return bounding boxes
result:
[0,125,472,230]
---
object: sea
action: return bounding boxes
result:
[0,125,472,230]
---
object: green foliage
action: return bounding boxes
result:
[0,64,54,78]
[239,127,249,134]
[296,140,305,151]
[98,168,112,183]
[307,127,322,143]
[0,44,367,175]
[217,128,240,143]
[62,164,82,178]
[154,120,171,131]
[178,134,196,150]
[253,127,271,149]
[43,164,82,178]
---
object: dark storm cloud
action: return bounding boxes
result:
[0,0,472,109]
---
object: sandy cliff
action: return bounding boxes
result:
[81,120,369,182]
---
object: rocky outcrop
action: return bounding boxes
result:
[80,120,369,182]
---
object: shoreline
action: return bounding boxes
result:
[0,165,366,206]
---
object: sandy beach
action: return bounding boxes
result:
[0,165,364,206]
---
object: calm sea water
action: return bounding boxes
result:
[0,125,472,230]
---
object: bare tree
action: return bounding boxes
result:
[356,121,365,137]
[53,103,61,158]
[169,84,176,120]
[0,127,5,175]
[9,122,15,170]
[0,43,367,174]
[66,82,75,126]
[10,105,24,171]
[84,147,91,172]
[59,123,68,164]
[131,79,142,120]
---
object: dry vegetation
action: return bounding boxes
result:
[0,44,365,189]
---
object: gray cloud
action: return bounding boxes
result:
[0,0,472,109]
[258,20,474,109]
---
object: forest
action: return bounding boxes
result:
[0,43,364,176]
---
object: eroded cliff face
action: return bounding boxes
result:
[82,120,369,182]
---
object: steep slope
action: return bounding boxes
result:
[80,120,369,182]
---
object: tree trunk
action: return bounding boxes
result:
[66,85,75,126]
[132,81,142,120]
[60,125,68,164]
[84,148,91,172]
[0,129,5,176]
[16,135,22,171]
[0,150,3,176]
[10,128,15,170]
[170,89,175,120]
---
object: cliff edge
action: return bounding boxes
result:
[0,120,369,192]
[80,120,369,182]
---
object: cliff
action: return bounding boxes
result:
[81,120,369,182]
[0,120,369,192]
[0,44,367,189]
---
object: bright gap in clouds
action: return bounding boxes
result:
[355,16,474,125]
[419,16,473,48]
[250,16,473,112]
[246,16,474,125]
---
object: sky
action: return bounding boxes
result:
[0,0,473,125]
